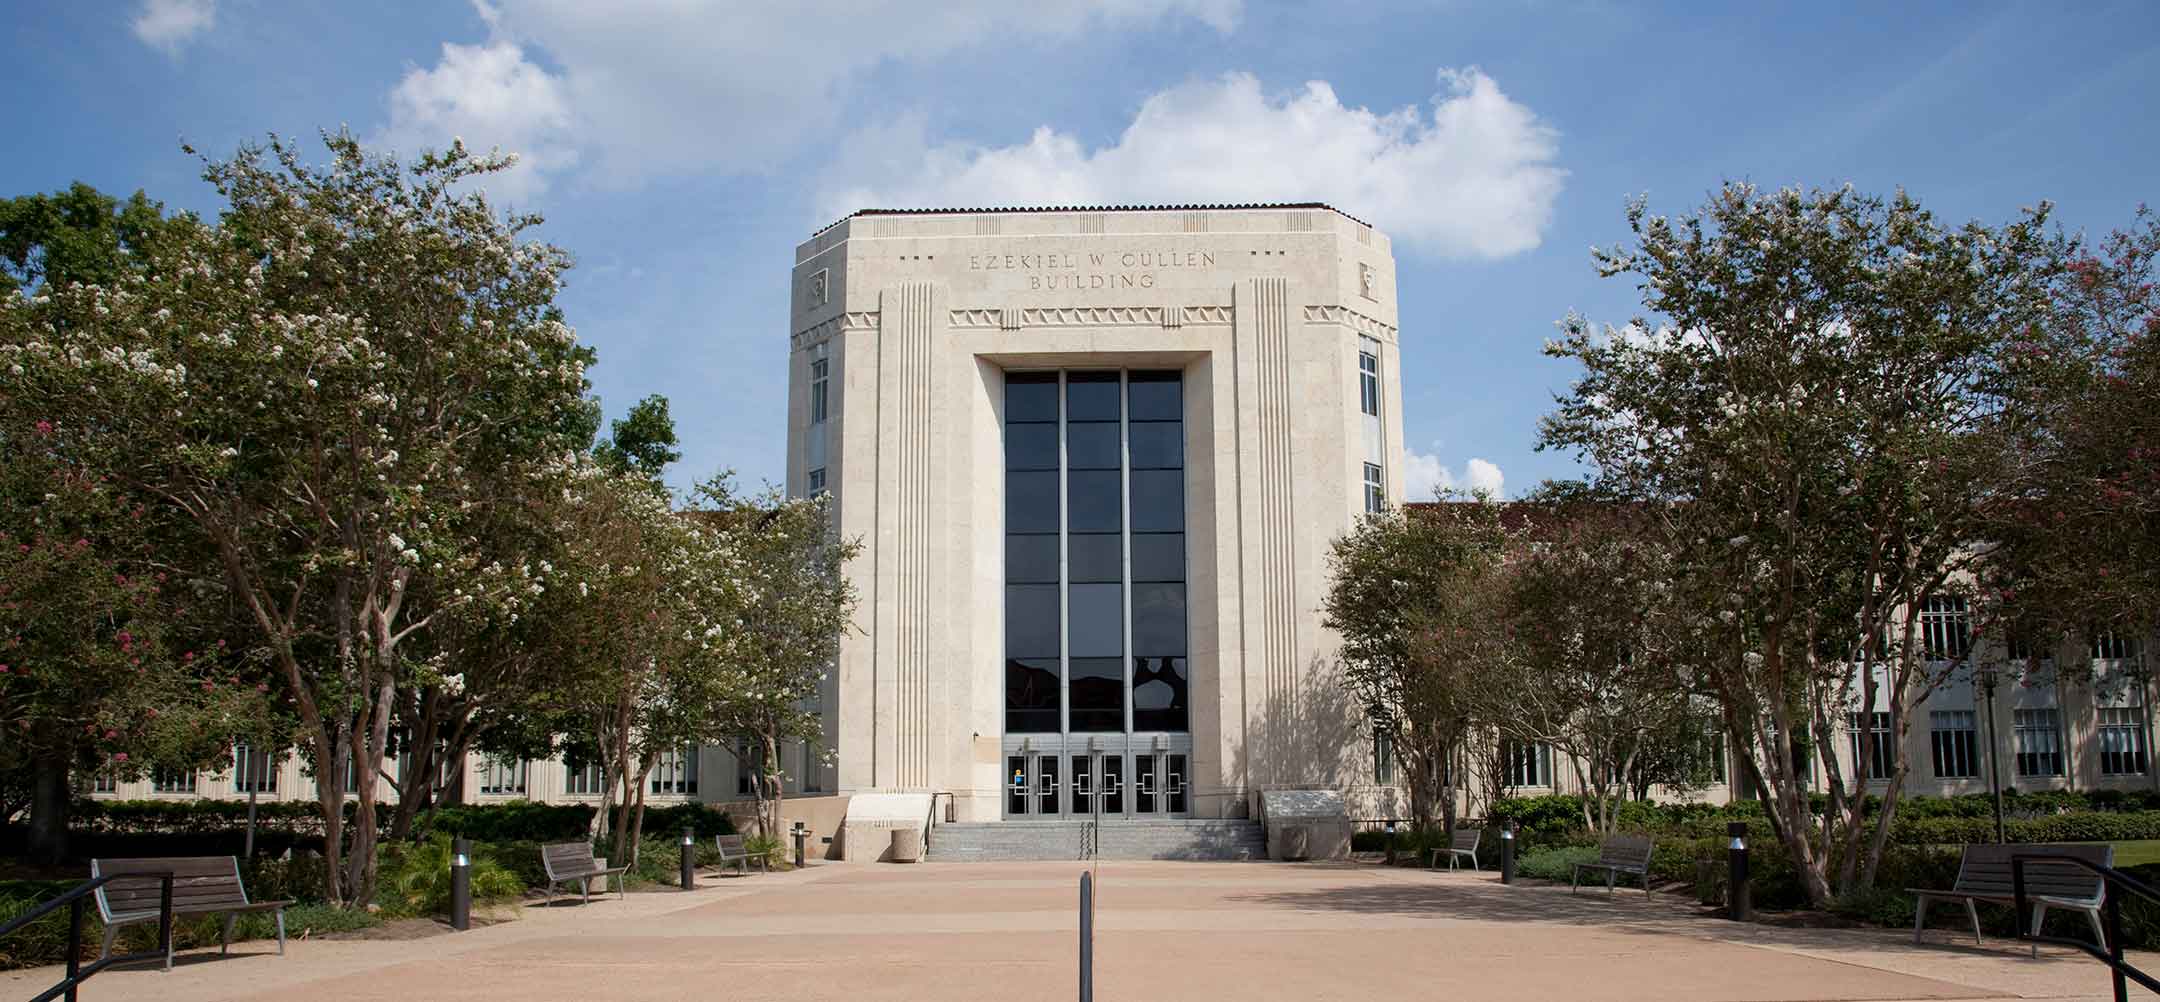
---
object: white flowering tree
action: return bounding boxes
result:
[0,134,593,905]
[1540,183,2054,905]
[700,479,858,840]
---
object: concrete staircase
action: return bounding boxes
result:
[924,819,1267,862]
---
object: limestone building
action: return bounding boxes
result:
[786,204,1407,825]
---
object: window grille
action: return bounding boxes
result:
[1502,740,1550,788]
[90,772,118,794]
[2100,706,2149,776]
[1928,710,1978,779]
[807,467,826,497]
[2093,631,2141,661]
[1373,732,1395,785]
[232,743,277,793]
[152,768,196,794]
[564,758,605,796]
[810,358,829,424]
[2013,708,2064,778]
[477,758,527,796]
[1918,596,1971,661]
[1362,463,1385,515]
[1847,711,1895,780]
[1358,351,1380,417]
[651,746,700,796]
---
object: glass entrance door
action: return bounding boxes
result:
[1069,753,1126,818]
[1006,754,1065,817]
[1130,752,1189,816]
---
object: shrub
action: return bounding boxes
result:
[376,835,523,916]
[1516,845,1598,881]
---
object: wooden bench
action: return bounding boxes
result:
[1909,842,2110,956]
[713,834,765,875]
[540,842,628,905]
[1571,834,1656,898]
[1428,828,1483,871]
[92,856,291,970]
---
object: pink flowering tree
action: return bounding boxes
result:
[0,419,271,862]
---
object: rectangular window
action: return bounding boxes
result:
[1702,730,1728,785]
[477,758,527,796]
[1919,595,1971,661]
[152,768,196,794]
[2013,708,2064,778]
[2094,631,2141,661]
[652,746,700,795]
[1358,350,1380,417]
[563,758,604,796]
[1502,740,1550,788]
[1373,732,1395,785]
[1004,370,1189,737]
[1928,710,1978,779]
[1847,711,1895,780]
[2100,706,2149,776]
[90,772,118,794]
[809,358,829,424]
[2006,629,2039,662]
[1362,462,1385,515]
[807,467,826,496]
[232,743,277,794]
[801,739,823,793]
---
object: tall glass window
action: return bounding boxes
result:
[1928,710,1978,779]
[1003,370,1187,736]
[2013,708,2064,777]
[1919,596,1971,661]
[1358,350,1380,416]
[1362,462,1385,515]
[2100,706,2149,776]
[809,358,829,424]
[1848,711,1894,780]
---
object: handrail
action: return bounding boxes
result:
[0,871,175,1002]
[924,792,956,851]
[2012,853,2160,1002]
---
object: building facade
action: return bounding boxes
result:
[787,204,1407,823]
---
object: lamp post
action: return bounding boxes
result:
[1980,662,2006,844]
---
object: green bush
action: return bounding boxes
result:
[374,835,524,917]
[0,889,380,971]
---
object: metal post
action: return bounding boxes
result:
[1984,667,2006,844]
[65,895,83,1002]
[450,838,472,931]
[1500,821,1517,884]
[2107,891,2127,1002]
[792,822,808,869]
[1726,822,1751,921]
[680,829,696,890]
[1079,871,1095,1002]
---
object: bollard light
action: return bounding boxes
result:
[450,837,472,931]
[680,828,697,890]
[1384,821,1398,867]
[792,821,808,869]
[1499,822,1517,885]
[1726,821,1751,921]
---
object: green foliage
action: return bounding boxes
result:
[0,182,187,296]
[592,394,681,484]
[0,889,377,971]
[377,834,521,916]
[1516,845,1599,881]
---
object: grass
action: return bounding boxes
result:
[2111,839,2160,867]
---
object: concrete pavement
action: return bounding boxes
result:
[8,861,2140,1001]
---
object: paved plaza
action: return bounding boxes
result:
[8,862,2140,1002]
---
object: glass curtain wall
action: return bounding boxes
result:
[1003,370,1188,736]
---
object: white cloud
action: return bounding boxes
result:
[1402,446,1505,500]
[373,41,578,202]
[822,68,1565,257]
[132,0,215,53]
[378,0,1240,193]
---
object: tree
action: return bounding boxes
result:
[0,182,186,296]
[1323,498,1512,834]
[1,133,594,905]
[0,418,270,861]
[593,394,681,486]
[1492,506,1701,832]
[701,481,859,839]
[1539,183,2054,905]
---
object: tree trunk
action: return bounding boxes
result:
[762,730,785,840]
[26,745,70,865]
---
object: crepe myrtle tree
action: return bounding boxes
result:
[1539,183,2055,905]
[0,419,273,860]
[1982,207,2160,683]
[1491,505,1703,834]
[700,478,860,840]
[1323,496,1514,835]
[0,133,595,905]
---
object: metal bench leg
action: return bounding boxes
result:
[100,924,117,963]
[581,877,592,904]
[1643,870,1652,899]
[1571,865,1581,895]
[1471,852,1479,873]
[1607,869,1617,897]
[275,909,286,956]
[2029,902,2047,959]
[222,913,236,954]
[1965,899,1983,945]
[2087,907,2107,953]
[1913,897,1928,944]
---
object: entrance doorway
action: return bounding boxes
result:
[1003,738,1190,818]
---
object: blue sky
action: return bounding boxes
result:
[8,1,2157,499]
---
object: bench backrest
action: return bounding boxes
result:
[1450,829,1481,852]
[1597,834,1655,867]
[541,842,600,880]
[91,856,247,920]
[1953,843,2109,903]
[716,834,746,856]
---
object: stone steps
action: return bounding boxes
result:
[924,819,1267,862]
